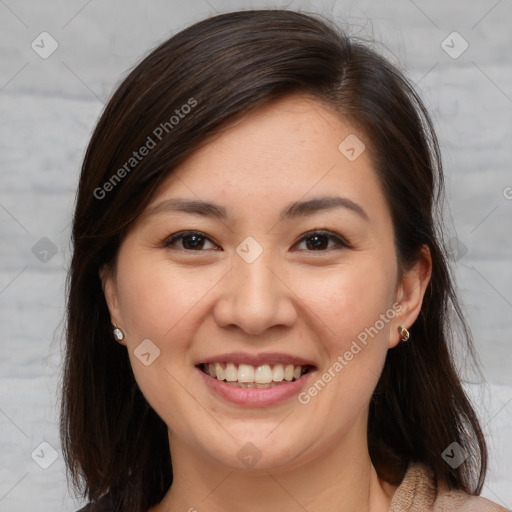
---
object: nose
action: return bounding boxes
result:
[213,252,297,335]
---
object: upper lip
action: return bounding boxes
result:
[196,352,317,368]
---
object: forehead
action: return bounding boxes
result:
[145,94,389,226]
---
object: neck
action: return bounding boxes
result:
[151,423,396,512]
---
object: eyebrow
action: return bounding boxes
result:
[145,195,369,222]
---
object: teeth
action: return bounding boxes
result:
[215,362,225,381]
[203,362,308,385]
[272,364,284,382]
[284,364,295,381]
[225,362,237,382]
[254,364,273,384]
[238,364,254,383]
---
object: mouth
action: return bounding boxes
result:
[195,353,318,406]
[198,362,315,389]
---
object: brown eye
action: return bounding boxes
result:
[164,231,218,251]
[295,231,349,251]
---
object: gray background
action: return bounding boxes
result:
[1,0,511,510]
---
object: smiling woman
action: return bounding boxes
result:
[61,8,506,512]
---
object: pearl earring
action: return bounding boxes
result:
[113,327,125,341]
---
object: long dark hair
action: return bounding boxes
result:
[61,9,487,511]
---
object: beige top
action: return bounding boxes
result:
[389,463,509,512]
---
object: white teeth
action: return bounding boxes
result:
[215,362,225,381]
[254,364,273,384]
[284,364,295,381]
[272,363,284,382]
[203,362,309,384]
[225,362,237,382]
[238,364,254,383]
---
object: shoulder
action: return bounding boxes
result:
[434,488,509,512]
[389,463,509,512]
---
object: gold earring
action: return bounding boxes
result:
[398,325,410,341]
[113,327,125,342]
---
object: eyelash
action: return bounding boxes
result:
[162,229,350,252]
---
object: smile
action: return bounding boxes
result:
[196,354,317,407]
[199,362,313,388]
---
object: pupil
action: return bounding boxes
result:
[184,234,203,249]
[307,235,327,250]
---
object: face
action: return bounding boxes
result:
[102,94,428,473]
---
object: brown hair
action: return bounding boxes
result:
[61,9,487,511]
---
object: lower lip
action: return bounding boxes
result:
[197,367,315,407]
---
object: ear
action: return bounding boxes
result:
[389,245,432,348]
[99,264,125,345]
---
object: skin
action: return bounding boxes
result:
[102,93,432,512]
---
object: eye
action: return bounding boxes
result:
[163,231,219,251]
[162,229,349,252]
[294,230,349,251]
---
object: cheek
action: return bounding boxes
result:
[294,261,396,410]
[295,259,396,343]
[114,255,211,420]
[116,255,215,344]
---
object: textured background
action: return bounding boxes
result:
[0,0,511,510]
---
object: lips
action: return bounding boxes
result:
[195,352,317,406]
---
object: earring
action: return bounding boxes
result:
[113,327,125,341]
[398,325,410,342]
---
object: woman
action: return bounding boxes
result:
[61,9,507,512]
